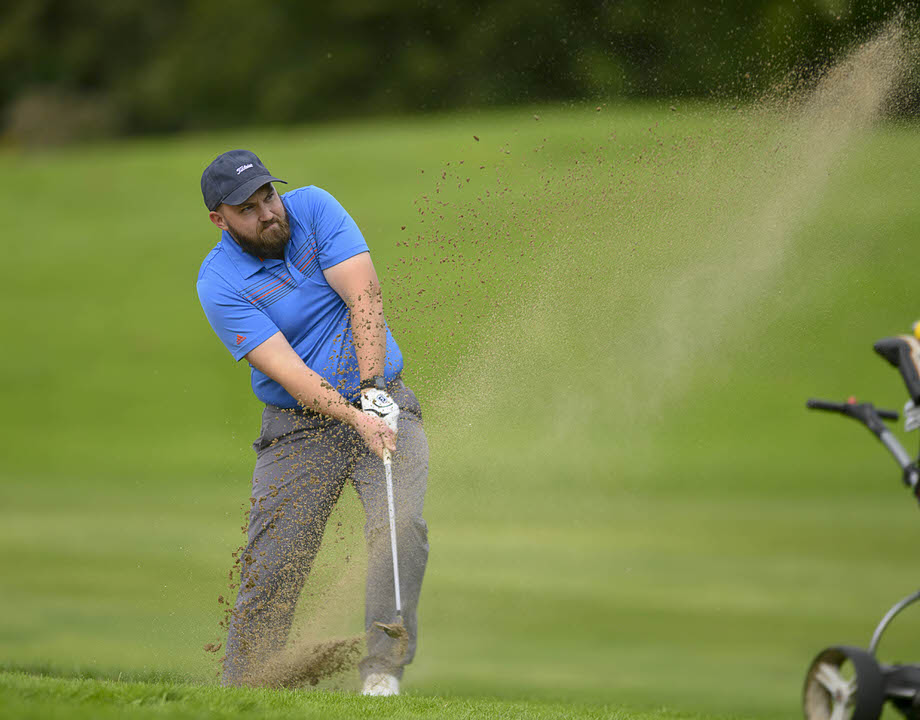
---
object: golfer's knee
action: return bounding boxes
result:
[365,514,427,544]
[399,514,428,542]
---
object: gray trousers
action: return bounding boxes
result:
[222,381,429,686]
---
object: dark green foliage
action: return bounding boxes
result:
[1,0,916,141]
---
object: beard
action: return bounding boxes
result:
[226,211,291,260]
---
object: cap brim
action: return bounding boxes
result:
[220,174,287,207]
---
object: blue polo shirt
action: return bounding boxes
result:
[196,185,404,407]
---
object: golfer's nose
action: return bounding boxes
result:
[258,203,273,222]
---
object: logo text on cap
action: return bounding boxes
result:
[236,163,254,175]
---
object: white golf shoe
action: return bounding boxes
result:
[362,672,399,696]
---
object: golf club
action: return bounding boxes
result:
[373,449,409,644]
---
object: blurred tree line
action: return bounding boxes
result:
[1,0,915,144]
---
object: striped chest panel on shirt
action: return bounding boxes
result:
[240,233,320,311]
[241,267,297,310]
[289,231,319,278]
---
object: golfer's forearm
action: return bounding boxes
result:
[350,283,388,380]
[322,253,388,381]
[287,372,361,424]
[245,332,361,426]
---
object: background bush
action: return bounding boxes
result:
[2,0,917,143]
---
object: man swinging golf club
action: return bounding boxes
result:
[196,149,429,696]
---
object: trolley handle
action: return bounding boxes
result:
[806,398,899,421]
[807,397,920,500]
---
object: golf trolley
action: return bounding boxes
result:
[803,331,920,720]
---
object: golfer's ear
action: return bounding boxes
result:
[209,210,228,231]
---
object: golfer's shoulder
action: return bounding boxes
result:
[197,243,239,293]
[282,185,341,219]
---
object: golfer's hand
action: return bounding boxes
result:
[353,411,397,460]
[360,389,400,434]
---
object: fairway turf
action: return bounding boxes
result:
[2,93,920,720]
[0,671,640,720]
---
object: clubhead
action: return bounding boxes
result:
[373,620,408,640]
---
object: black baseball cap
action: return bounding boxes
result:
[201,149,287,211]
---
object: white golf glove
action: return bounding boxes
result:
[360,388,400,434]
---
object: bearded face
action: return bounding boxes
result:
[225,209,291,260]
[214,183,291,260]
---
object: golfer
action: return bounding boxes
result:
[196,149,429,696]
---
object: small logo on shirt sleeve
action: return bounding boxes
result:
[236,334,247,345]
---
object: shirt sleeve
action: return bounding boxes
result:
[303,186,370,269]
[197,269,280,361]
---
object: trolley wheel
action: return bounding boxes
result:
[803,646,885,720]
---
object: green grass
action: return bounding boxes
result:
[2,99,920,719]
[0,671,642,719]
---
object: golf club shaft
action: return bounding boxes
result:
[383,449,402,616]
